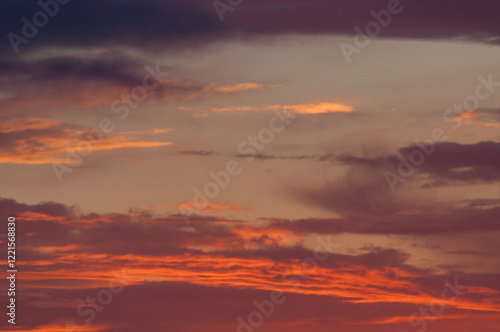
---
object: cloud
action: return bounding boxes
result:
[270,202,500,235]
[211,83,266,95]
[210,102,354,114]
[311,141,500,186]
[174,202,250,214]
[0,0,221,55]
[277,102,354,114]
[234,153,318,160]
[0,54,210,113]
[211,106,260,113]
[13,280,500,332]
[0,117,62,133]
[176,150,219,156]
[119,128,173,135]
[288,140,500,220]
[400,141,500,185]
[0,53,275,113]
[296,167,410,217]
[2,197,500,332]
[0,118,172,164]
[454,110,500,128]
[2,0,500,58]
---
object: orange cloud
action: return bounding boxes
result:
[2,84,128,113]
[454,110,500,128]
[19,248,500,316]
[210,106,259,113]
[9,199,500,332]
[15,211,497,315]
[3,79,249,113]
[211,83,266,95]
[209,102,353,114]
[276,102,354,114]
[0,118,172,165]
[0,117,62,133]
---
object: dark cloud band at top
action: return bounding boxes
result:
[2,0,500,57]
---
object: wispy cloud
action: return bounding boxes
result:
[0,118,172,164]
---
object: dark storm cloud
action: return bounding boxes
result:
[291,141,500,217]
[2,0,500,57]
[0,0,222,56]
[240,0,500,43]
[322,141,500,186]
[270,204,500,235]
[403,141,500,184]
[0,54,147,86]
[0,197,72,219]
[0,52,209,115]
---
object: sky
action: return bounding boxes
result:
[0,0,499,331]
